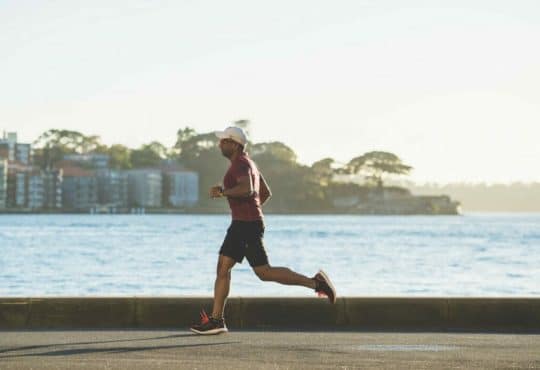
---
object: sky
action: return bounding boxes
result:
[1,0,539,183]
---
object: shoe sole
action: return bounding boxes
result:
[317,269,337,304]
[190,327,228,335]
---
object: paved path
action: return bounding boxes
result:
[1,330,539,369]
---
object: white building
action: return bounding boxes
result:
[165,171,199,207]
[60,166,97,210]
[0,159,7,209]
[97,169,128,207]
[16,143,31,165]
[127,169,162,208]
[15,172,26,207]
[28,172,45,209]
[0,132,31,164]
[0,132,17,161]
[43,169,63,209]
[63,153,109,169]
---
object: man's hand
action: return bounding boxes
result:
[209,185,224,198]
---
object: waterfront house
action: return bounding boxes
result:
[0,159,7,209]
[63,153,110,169]
[58,163,98,211]
[164,170,199,207]
[0,132,32,164]
[42,168,63,209]
[127,169,162,208]
[96,169,128,208]
[5,161,33,208]
[160,160,199,208]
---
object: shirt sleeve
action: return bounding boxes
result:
[233,162,251,181]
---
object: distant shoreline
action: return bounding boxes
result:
[3,210,539,215]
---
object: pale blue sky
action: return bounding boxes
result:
[1,0,539,183]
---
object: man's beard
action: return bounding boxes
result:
[221,148,232,158]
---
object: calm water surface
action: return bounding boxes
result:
[0,214,539,296]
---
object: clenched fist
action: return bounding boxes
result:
[209,185,224,198]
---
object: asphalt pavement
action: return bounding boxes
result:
[1,330,539,369]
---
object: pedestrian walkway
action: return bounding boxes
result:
[1,330,539,369]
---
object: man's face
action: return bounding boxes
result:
[219,138,238,158]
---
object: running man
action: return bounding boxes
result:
[190,126,336,335]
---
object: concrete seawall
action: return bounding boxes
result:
[1,297,539,331]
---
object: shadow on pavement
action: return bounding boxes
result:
[0,341,239,359]
[0,333,207,356]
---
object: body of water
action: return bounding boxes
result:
[0,214,539,296]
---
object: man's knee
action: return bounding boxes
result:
[216,257,234,279]
[216,266,231,279]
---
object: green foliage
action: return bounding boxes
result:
[311,158,336,187]
[31,127,414,212]
[346,151,412,187]
[325,182,369,200]
[32,129,106,169]
[251,142,328,211]
[174,127,197,154]
[107,144,132,169]
[173,129,228,208]
[33,129,105,154]
[131,142,168,168]
[251,142,297,163]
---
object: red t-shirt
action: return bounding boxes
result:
[223,153,263,221]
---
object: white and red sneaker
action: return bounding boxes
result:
[190,309,228,335]
[313,270,337,304]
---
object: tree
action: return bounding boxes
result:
[250,142,328,211]
[176,131,228,208]
[33,129,104,154]
[107,144,132,169]
[174,127,197,155]
[131,142,168,168]
[311,158,336,187]
[251,142,297,163]
[32,129,106,168]
[347,151,412,187]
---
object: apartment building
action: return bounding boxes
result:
[0,159,7,209]
[127,169,162,208]
[6,161,33,208]
[0,132,17,161]
[27,170,44,209]
[63,153,110,169]
[97,169,128,207]
[42,169,63,209]
[0,132,31,164]
[60,165,98,210]
[164,170,199,207]
[16,143,31,165]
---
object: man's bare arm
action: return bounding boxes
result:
[259,173,272,205]
[210,176,253,198]
[220,175,253,198]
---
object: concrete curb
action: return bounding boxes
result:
[1,297,539,331]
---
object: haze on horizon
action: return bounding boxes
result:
[1,0,539,184]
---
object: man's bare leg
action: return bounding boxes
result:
[253,264,316,289]
[212,254,236,319]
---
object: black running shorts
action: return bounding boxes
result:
[219,220,269,267]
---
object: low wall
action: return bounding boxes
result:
[1,297,539,331]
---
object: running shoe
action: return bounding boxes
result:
[313,269,337,304]
[190,309,228,335]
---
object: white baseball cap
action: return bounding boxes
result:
[215,126,248,146]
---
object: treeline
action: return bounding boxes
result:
[32,126,413,212]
